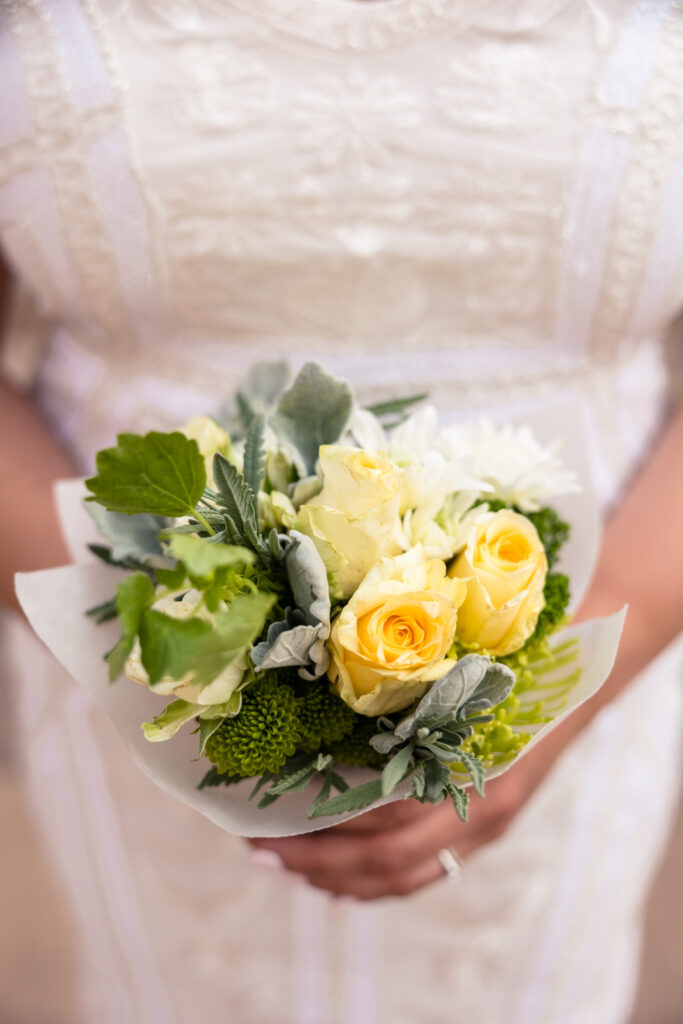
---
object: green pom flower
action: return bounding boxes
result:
[525,507,570,569]
[205,677,300,777]
[295,682,356,754]
[328,715,387,770]
[534,572,570,641]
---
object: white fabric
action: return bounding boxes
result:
[1,1,683,1022]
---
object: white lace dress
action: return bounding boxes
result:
[1,2,682,1022]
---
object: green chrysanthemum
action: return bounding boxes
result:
[328,715,387,770]
[534,571,570,640]
[205,677,300,777]
[295,682,356,754]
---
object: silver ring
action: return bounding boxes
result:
[437,847,463,883]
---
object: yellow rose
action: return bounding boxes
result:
[297,445,404,599]
[180,416,232,486]
[328,548,467,716]
[125,590,247,705]
[449,509,547,656]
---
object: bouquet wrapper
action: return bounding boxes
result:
[16,401,626,837]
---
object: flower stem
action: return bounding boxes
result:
[193,509,215,536]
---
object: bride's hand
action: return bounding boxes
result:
[248,718,576,901]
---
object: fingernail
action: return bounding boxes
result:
[251,849,284,870]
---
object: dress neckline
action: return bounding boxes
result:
[232,0,504,52]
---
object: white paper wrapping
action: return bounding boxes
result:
[16,402,624,837]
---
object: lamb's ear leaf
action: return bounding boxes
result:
[460,661,516,716]
[454,749,486,798]
[271,363,353,474]
[381,743,414,797]
[448,783,470,822]
[86,503,168,562]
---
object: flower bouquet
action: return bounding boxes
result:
[16,363,625,836]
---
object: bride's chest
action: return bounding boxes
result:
[1,0,683,361]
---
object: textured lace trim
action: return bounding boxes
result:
[149,0,583,52]
[591,1,683,349]
[2,1,135,356]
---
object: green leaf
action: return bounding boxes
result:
[307,774,334,816]
[423,758,450,801]
[107,572,155,681]
[327,769,350,794]
[142,699,204,742]
[197,766,242,790]
[365,393,428,418]
[455,749,486,797]
[86,431,206,517]
[188,591,276,687]
[269,765,318,796]
[155,563,188,590]
[139,609,212,685]
[167,533,254,580]
[86,597,119,624]
[271,362,353,474]
[448,783,470,822]
[243,413,266,496]
[307,778,384,819]
[198,716,226,756]
[411,762,426,799]
[212,455,258,544]
[381,743,414,797]
[88,543,155,575]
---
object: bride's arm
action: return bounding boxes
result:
[250,402,683,899]
[0,263,74,611]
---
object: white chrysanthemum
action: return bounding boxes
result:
[438,419,580,512]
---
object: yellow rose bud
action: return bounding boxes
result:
[297,445,404,599]
[449,509,547,656]
[328,548,467,716]
[180,416,232,487]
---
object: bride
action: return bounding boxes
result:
[1,1,682,1021]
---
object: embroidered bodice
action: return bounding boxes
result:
[1,0,682,505]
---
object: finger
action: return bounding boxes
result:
[331,800,427,832]
[306,855,447,901]
[252,801,455,878]
[250,832,379,876]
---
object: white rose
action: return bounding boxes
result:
[296,445,404,599]
[125,589,247,705]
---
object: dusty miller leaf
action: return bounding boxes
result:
[212,455,258,546]
[243,413,266,496]
[307,778,384,819]
[271,362,353,474]
[381,743,414,797]
[448,783,470,822]
[86,503,168,562]
[455,749,486,797]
